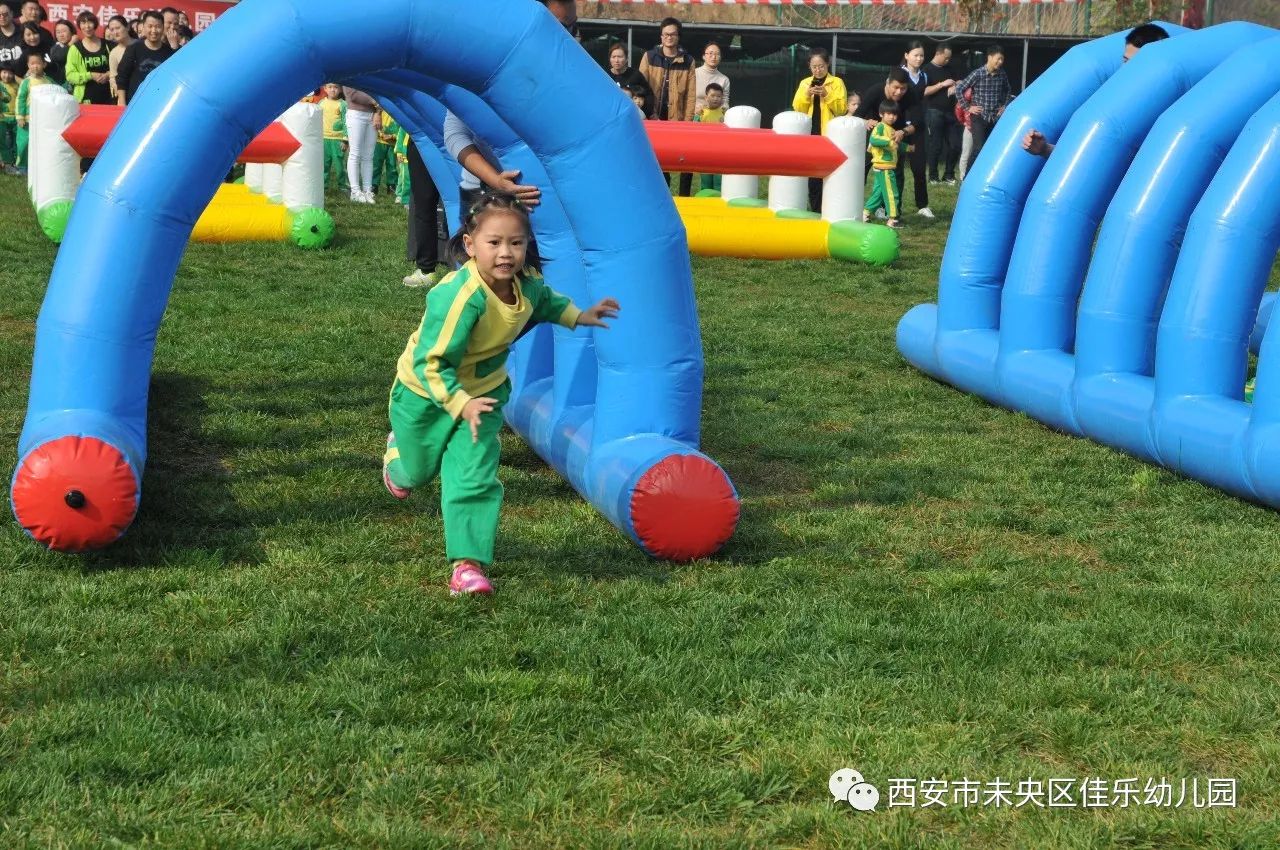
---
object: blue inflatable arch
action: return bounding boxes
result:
[11,0,741,558]
[897,21,1280,507]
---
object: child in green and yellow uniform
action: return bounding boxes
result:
[863,100,904,229]
[373,109,399,197]
[320,82,348,191]
[393,125,411,206]
[16,52,57,172]
[0,68,17,171]
[382,193,620,596]
[692,81,726,193]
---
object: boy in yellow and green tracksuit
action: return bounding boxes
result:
[372,109,400,197]
[692,82,727,193]
[864,100,904,228]
[0,68,17,170]
[383,258,582,566]
[393,126,411,205]
[320,82,347,191]
[16,54,58,172]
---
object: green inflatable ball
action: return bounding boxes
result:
[37,200,74,244]
[290,207,335,249]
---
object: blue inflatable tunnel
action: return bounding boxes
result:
[10,0,740,559]
[897,21,1280,510]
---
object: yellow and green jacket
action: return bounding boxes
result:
[0,80,17,125]
[868,121,901,170]
[394,127,410,163]
[16,74,56,126]
[321,97,346,141]
[396,260,582,419]
[694,106,725,124]
[377,111,399,145]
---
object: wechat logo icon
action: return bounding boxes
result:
[829,768,880,812]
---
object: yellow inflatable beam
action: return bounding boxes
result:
[192,202,292,243]
[677,197,899,266]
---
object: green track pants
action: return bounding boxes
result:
[323,138,348,190]
[384,379,509,565]
[865,168,900,219]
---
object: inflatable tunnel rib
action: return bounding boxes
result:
[10,0,740,559]
[897,21,1280,509]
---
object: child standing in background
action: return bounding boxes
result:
[394,125,412,206]
[0,68,17,173]
[16,51,55,173]
[373,108,400,197]
[863,100,903,229]
[624,83,647,116]
[692,82,726,193]
[320,83,348,192]
[382,193,619,596]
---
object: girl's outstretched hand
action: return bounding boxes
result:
[577,298,621,329]
[461,396,498,443]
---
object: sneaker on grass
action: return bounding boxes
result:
[402,267,444,288]
[449,560,494,596]
[382,432,411,500]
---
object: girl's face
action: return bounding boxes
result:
[846,95,860,116]
[79,18,96,39]
[22,27,39,46]
[106,20,126,41]
[464,210,529,288]
[609,47,625,73]
[55,23,72,44]
[905,47,925,69]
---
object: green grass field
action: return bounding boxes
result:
[1,176,1278,849]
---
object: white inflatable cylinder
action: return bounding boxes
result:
[262,163,284,204]
[280,102,323,211]
[821,116,867,223]
[30,85,80,211]
[768,111,810,213]
[721,105,761,202]
[245,162,264,193]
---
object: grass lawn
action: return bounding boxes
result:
[1,174,1279,849]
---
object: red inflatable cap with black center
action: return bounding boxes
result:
[630,453,740,561]
[11,436,138,552]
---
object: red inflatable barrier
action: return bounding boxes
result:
[63,105,300,163]
[645,120,847,177]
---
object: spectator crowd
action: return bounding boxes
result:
[2,1,1168,242]
[1,1,194,174]
[600,15,1021,226]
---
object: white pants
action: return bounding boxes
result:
[958,127,973,183]
[346,110,375,194]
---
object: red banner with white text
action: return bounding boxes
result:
[41,1,234,31]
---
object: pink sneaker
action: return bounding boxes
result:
[383,466,411,500]
[449,560,494,596]
[383,432,411,500]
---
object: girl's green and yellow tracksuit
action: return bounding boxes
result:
[385,260,582,565]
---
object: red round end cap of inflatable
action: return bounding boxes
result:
[630,454,740,561]
[11,436,138,552]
